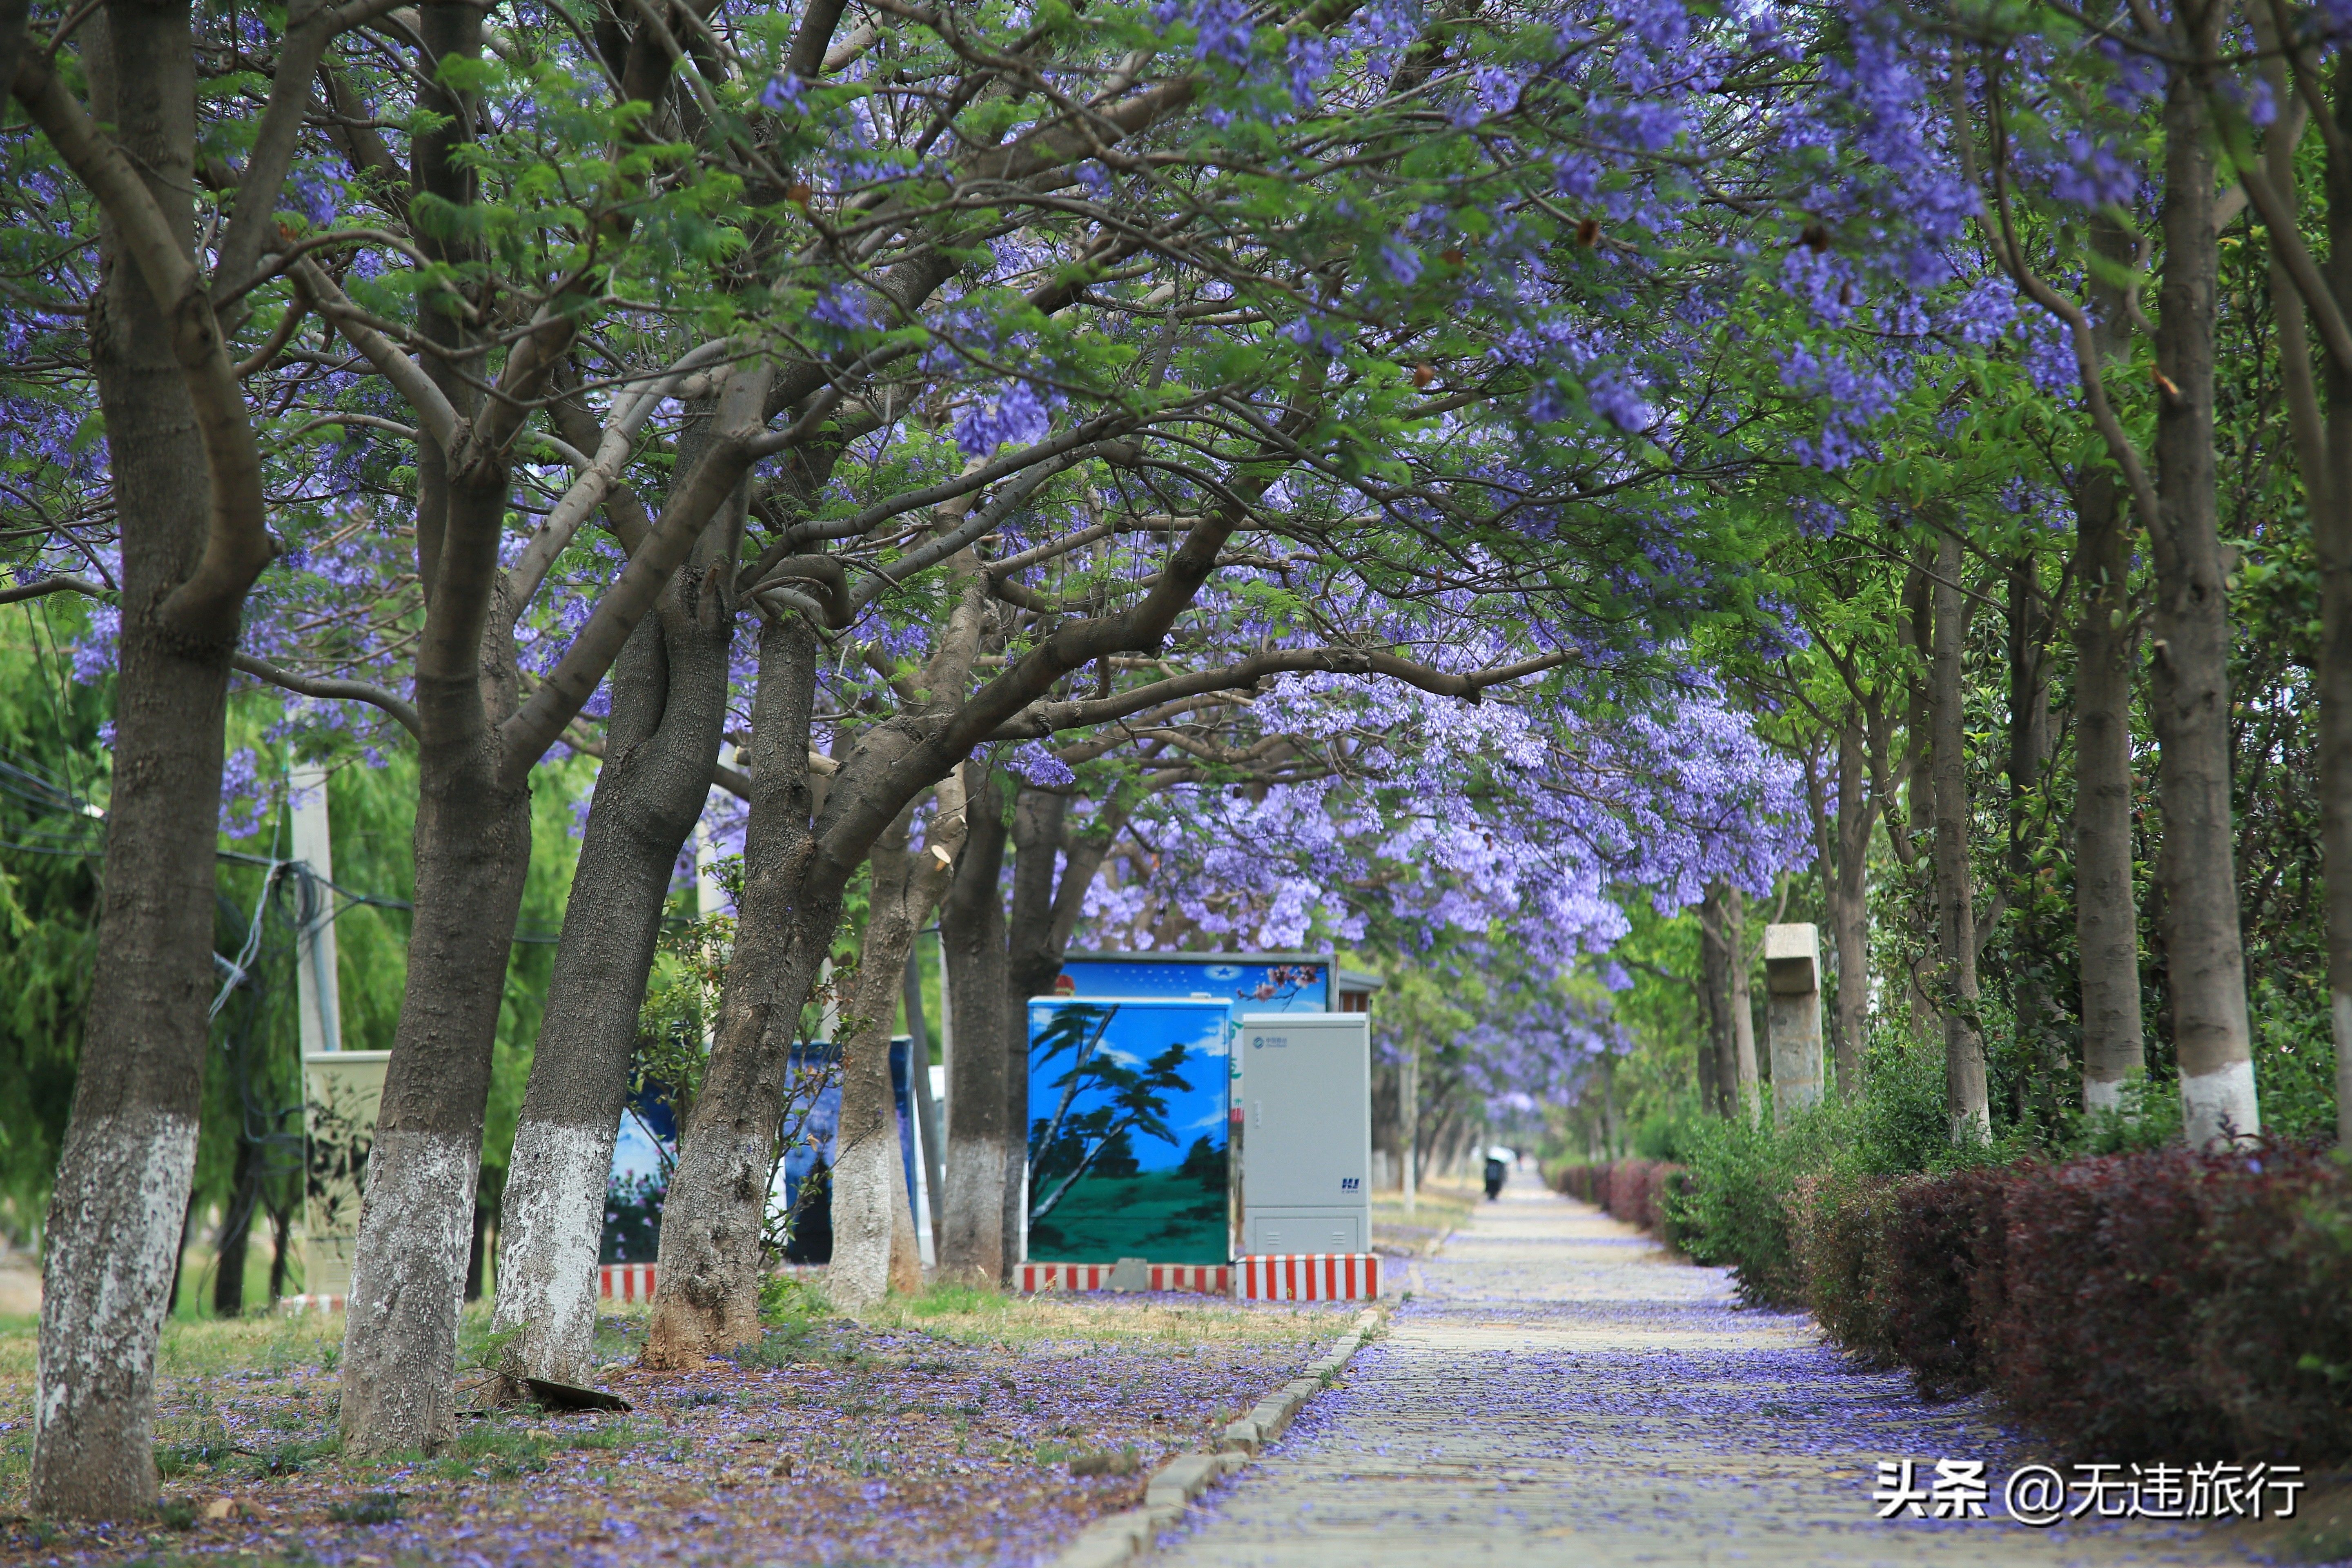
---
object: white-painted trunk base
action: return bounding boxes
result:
[2082,1076,2134,1116]
[2180,1056,2261,1148]
[827,1132,898,1311]
[491,1118,619,1385]
[340,1128,479,1457]
[33,1109,198,1514]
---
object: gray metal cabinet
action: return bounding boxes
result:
[1237,1013,1371,1256]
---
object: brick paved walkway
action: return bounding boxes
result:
[1155,1171,2254,1566]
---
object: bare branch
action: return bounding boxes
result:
[0,573,111,608]
[292,257,460,450]
[231,652,423,739]
[992,648,1572,739]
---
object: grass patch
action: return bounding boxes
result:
[859,1280,1351,1354]
[1371,1178,1476,1253]
[0,1310,345,1407]
[429,1423,555,1481]
[240,1433,339,1477]
[564,1419,637,1451]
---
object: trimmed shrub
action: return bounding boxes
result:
[1663,1116,1811,1307]
[1882,1164,2007,1402]
[1787,1170,1904,1367]
[1987,1152,2216,1454]
[1550,1163,1604,1204]
[2194,1153,2352,1458]
[1795,1142,2352,1463]
[1551,1159,1681,1236]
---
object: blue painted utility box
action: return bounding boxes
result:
[1024,997,1232,1266]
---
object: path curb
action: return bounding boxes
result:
[1047,1305,1386,1568]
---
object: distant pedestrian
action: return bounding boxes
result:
[1483,1145,1515,1200]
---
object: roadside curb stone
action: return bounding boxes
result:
[1046,1305,1385,1568]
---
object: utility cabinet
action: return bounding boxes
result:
[1237,1013,1371,1256]
[1024,997,1234,1266]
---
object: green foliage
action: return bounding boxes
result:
[1665,1039,2032,1305]
[325,1490,406,1524]
[0,605,107,1244]
[758,1274,833,1327]
[2252,976,2340,1145]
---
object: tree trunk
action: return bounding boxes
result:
[2323,64,2352,1147]
[2007,554,2057,1125]
[1725,886,1760,1121]
[644,615,830,1365]
[267,1204,291,1303]
[1693,967,1722,1113]
[338,686,534,1454]
[2153,49,2259,1145]
[213,1136,260,1319]
[1000,786,1067,1268]
[1930,528,1990,1144]
[33,0,222,1518]
[648,486,996,1341]
[335,0,536,1457]
[1831,714,1873,1096]
[1699,884,1736,1118]
[490,503,735,1385]
[1399,1038,1418,1212]
[465,1200,490,1302]
[938,764,1011,1285]
[828,772,966,1311]
[2071,213,2149,1115]
[1005,788,1065,987]
[2073,462,2147,1112]
[903,949,947,1256]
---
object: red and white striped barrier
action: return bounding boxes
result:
[599,1262,657,1303]
[278,1293,346,1315]
[1018,1262,1232,1294]
[1234,1253,1381,1301]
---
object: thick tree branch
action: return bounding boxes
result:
[506,339,739,613]
[210,0,415,333]
[0,574,111,608]
[13,53,273,644]
[499,362,771,776]
[991,648,1570,739]
[292,258,460,450]
[232,652,423,738]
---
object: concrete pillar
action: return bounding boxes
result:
[290,764,342,1055]
[1765,923,1824,1117]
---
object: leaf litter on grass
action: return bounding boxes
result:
[0,1285,1356,1566]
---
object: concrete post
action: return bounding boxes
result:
[290,764,342,1055]
[1765,923,1824,1117]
